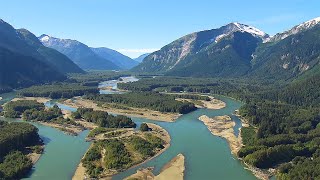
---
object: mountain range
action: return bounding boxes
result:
[133,17,320,81]
[39,35,120,70]
[39,35,139,70]
[1,17,320,89]
[91,47,139,69]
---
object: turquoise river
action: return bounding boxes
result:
[0,78,257,180]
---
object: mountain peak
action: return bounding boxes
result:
[213,22,268,43]
[228,22,267,38]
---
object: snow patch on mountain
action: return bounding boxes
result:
[214,22,268,43]
[266,17,320,43]
[232,22,267,37]
[40,35,50,42]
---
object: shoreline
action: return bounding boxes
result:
[166,92,226,110]
[199,115,272,180]
[72,123,171,179]
[198,115,242,154]
[39,122,84,136]
[63,98,181,122]
[124,153,185,180]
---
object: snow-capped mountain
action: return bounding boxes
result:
[133,22,266,75]
[266,17,320,42]
[39,35,120,70]
[214,22,269,43]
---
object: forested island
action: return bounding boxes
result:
[0,121,42,179]
[73,123,170,179]
[84,92,197,114]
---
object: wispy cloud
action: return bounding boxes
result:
[117,48,159,53]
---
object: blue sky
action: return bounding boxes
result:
[1,0,319,58]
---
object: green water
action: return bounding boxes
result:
[23,126,90,180]
[113,96,256,180]
[0,80,257,180]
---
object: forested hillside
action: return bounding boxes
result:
[0,19,83,90]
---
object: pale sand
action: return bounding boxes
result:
[201,96,226,109]
[72,123,171,180]
[11,97,51,104]
[63,98,180,122]
[61,109,72,119]
[72,162,87,180]
[198,115,242,155]
[28,153,42,164]
[125,154,185,180]
[0,97,2,100]
[75,120,98,130]
[168,92,226,110]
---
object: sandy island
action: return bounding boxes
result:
[198,115,242,155]
[63,98,180,122]
[72,123,171,180]
[125,154,185,180]
[165,92,226,109]
[11,97,51,104]
[176,95,226,110]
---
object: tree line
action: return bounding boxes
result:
[84,92,197,114]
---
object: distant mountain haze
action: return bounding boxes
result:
[39,35,120,70]
[91,47,139,69]
[134,53,150,63]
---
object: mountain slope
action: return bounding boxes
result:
[39,35,120,70]
[167,31,261,77]
[0,47,65,88]
[133,23,267,76]
[250,23,320,80]
[17,29,84,74]
[134,53,150,63]
[0,19,83,74]
[91,47,138,69]
[0,19,67,88]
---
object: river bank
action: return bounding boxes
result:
[198,115,242,154]
[198,115,272,180]
[72,123,171,179]
[63,98,181,122]
[124,153,185,180]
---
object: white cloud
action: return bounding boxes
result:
[117,48,159,53]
